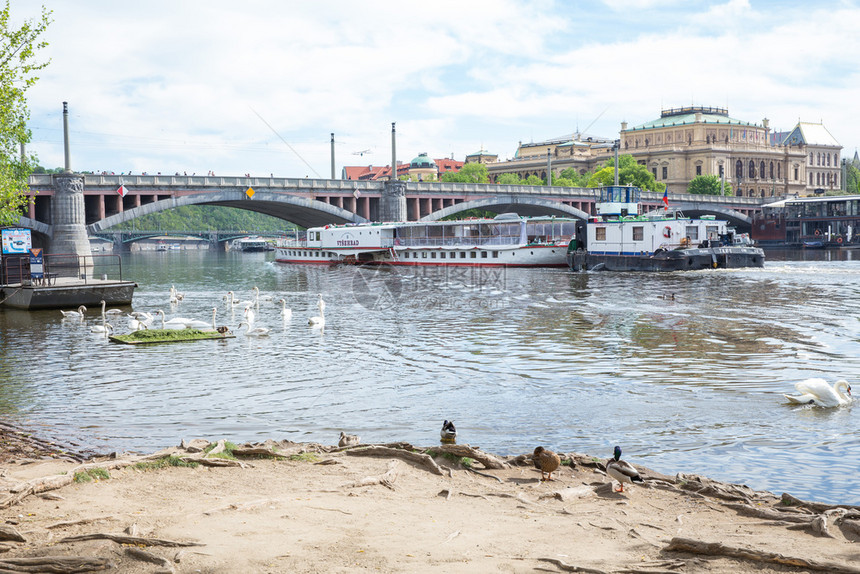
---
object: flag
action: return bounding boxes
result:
[116,184,127,197]
[662,189,669,208]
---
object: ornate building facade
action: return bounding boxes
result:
[482,106,840,198]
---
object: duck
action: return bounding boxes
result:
[533,446,561,481]
[238,321,270,337]
[338,431,360,448]
[60,305,87,319]
[784,378,852,407]
[440,420,457,443]
[278,298,292,321]
[606,446,644,492]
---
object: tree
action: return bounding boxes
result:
[687,174,733,196]
[440,162,489,183]
[494,173,523,185]
[585,155,664,192]
[0,2,51,226]
[846,164,860,195]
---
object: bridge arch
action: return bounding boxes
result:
[420,196,590,221]
[87,190,368,233]
[659,203,753,228]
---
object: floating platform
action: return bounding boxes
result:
[109,328,234,345]
[0,277,137,310]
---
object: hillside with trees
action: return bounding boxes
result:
[111,205,296,232]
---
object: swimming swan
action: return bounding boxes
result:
[60,305,87,319]
[784,378,852,407]
[278,298,292,321]
[238,321,270,337]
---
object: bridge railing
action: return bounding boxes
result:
[27,174,774,208]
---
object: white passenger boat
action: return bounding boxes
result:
[567,185,765,272]
[275,215,576,267]
[230,236,271,252]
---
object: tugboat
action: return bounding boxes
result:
[567,185,765,272]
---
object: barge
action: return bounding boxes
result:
[567,185,765,272]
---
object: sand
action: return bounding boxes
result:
[0,435,858,574]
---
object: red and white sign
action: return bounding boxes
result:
[117,184,128,197]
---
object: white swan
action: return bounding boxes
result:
[128,315,148,331]
[238,321,270,337]
[130,311,154,324]
[252,286,273,304]
[225,291,242,308]
[154,309,189,330]
[180,308,217,330]
[317,293,326,315]
[91,305,112,334]
[278,298,292,321]
[784,378,852,407]
[169,285,184,304]
[243,304,256,326]
[308,305,325,328]
[60,305,87,319]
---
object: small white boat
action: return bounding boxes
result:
[231,236,271,252]
[275,214,577,267]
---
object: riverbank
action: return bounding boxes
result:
[0,436,858,573]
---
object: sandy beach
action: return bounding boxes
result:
[0,429,858,574]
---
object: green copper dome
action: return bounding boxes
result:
[410,153,435,168]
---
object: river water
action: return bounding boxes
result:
[1,249,858,504]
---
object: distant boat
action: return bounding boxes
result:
[231,236,271,252]
[155,242,168,252]
[802,240,825,249]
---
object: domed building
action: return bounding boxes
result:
[408,153,438,181]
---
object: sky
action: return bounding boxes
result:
[15,0,860,178]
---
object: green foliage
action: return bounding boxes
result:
[74,467,110,483]
[846,164,860,195]
[111,328,225,344]
[112,205,294,232]
[204,441,239,460]
[586,155,665,192]
[0,2,52,225]
[134,456,199,471]
[441,208,497,220]
[524,174,544,186]
[288,452,321,463]
[687,174,733,196]
[559,167,589,186]
[441,162,489,183]
[494,173,523,185]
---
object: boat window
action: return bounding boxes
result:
[686,226,699,240]
[706,226,719,239]
[431,252,436,258]
[440,252,446,259]
[470,252,476,258]
[481,251,488,258]
[492,251,499,258]
[422,252,427,258]
[460,252,466,258]
[595,227,607,241]
[632,226,644,241]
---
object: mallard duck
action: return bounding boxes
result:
[784,378,852,407]
[533,446,561,481]
[606,446,643,492]
[440,420,457,443]
[338,431,360,448]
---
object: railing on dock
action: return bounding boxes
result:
[0,253,127,286]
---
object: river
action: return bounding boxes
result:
[1,248,858,504]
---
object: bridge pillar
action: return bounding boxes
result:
[381,180,407,222]
[48,174,93,264]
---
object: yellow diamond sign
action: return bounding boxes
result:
[245,187,255,198]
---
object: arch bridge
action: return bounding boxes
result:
[18,174,768,246]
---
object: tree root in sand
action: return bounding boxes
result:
[343,460,400,490]
[59,533,203,548]
[664,536,860,574]
[345,446,444,475]
[0,556,115,572]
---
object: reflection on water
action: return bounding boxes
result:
[1,250,858,504]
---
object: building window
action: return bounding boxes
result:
[760,161,766,180]
[696,165,702,176]
[652,167,657,178]
[719,165,724,177]
[662,166,668,179]
[736,160,743,179]
[810,152,814,164]
[794,167,798,180]
[749,160,755,178]
[769,162,774,179]
[827,153,831,166]
[596,227,606,241]
[817,153,821,166]
[777,163,781,179]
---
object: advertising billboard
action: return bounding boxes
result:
[1,228,32,255]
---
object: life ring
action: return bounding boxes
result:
[814,229,820,236]
[837,237,843,244]
[663,226,672,238]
